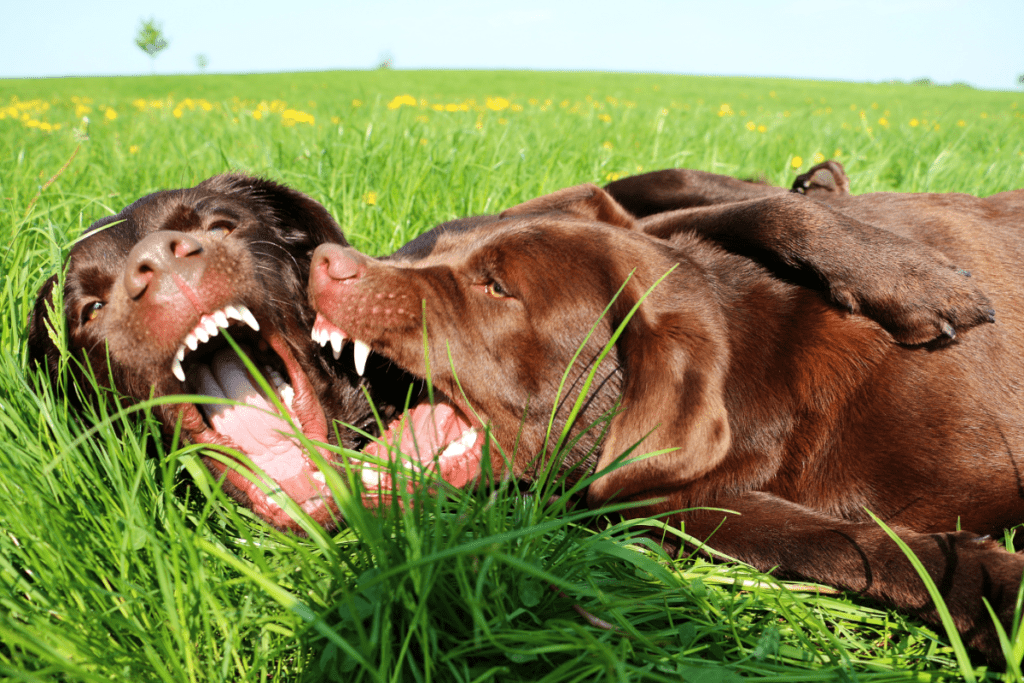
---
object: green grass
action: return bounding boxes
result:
[2,70,1023,682]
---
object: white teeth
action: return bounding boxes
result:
[441,428,478,459]
[279,383,295,409]
[213,310,229,328]
[194,325,210,344]
[361,467,382,488]
[224,305,242,321]
[329,330,345,360]
[239,305,260,332]
[353,340,370,376]
[176,346,186,362]
[185,333,199,351]
[203,317,220,338]
[171,357,185,382]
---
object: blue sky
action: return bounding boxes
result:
[3,0,1022,90]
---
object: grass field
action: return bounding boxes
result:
[2,70,1023,682]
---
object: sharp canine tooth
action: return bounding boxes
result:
[353,340,370,376]
[213,310,229,328]
[239,306,260,332]
[280,383,294,409]
[176,345,186,362]
[185,333,199,351]
[171,357,185,382]
[224,305,241,321]
[330,331,344,360]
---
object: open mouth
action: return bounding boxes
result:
[311,313,486,496]
[170,304,336,530]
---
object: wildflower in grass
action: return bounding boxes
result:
[878,117,889,127]
[602,141,613,150]
[834,149,842,157]
[511,104,523,112]
[757,125,767,133]
[981,112,989,119]
[718,103,734,117]
[486,97,510,111]
[791,156,803,168]
[431,104,444,111]
[910,118,920,127]
[599,114,611,123]
[129,145,139,154]
[605,172,622,181]
[420,138,428,146]
[745,121,756,131]
[105,108,117,121]
[281,109,315,126]
[387,95,416,110]
[352,99,363,107]
[363,192,377,205]
[813,152,825,164]
[445,103,459,112]
[252,110,263,120]
[958,120,966,127]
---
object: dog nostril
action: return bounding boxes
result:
[123,230,204,299]
[315,244,364,281]
[172,237,202,259]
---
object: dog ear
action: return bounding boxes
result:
[27,274,63,387]
[501,184,636,229]
[199,174,349,248]
[586,259,732,506]
[791,160,850,196]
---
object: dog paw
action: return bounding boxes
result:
[831,263,996,346]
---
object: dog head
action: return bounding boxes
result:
[28,174,383,531]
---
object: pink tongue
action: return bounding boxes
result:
[366,402,471,462]
[191,349,320,503]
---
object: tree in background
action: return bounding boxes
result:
[1018,74,1024,88]
[135,18,169,72]
[196,54,210,72]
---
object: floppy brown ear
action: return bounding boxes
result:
[501,184,636,229]
[586,261,731,505]
[27,274,63,387]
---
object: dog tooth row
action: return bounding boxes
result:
[311,325,371,376]
[360,428,478,489]
[171,304,260,382]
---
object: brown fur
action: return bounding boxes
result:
[309,181,1021,663]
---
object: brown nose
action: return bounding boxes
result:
[312,243,366,281]
[124,230,204,299]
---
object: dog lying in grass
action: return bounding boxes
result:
[308,179,1019,663]
[28,163,863,533]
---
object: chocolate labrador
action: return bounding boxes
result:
[26,165,854,533]
[308,181,1020,662]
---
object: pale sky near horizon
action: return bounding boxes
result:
[2,0,1022,91]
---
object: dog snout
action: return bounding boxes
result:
[124,230,203,299]
[312,243,365,282]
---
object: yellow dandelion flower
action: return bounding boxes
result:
[363,192,377,205]
[718,103,733,117]
[199,100,213,112]
[475,120,483,130]
[281,109,315,126]
[129,145,140,154]
[173,107,183,119]
[105,108,117,120]
[432,104,444,111]
[791,156,803,168]
[387,95,417,110]
[253,110,263,120]
[75,104,91,117]
[605,172,621,181]
[352,99,363,107]
[910,118,919,127]
[958,120,966,127]
[511,104,523,112]
[745,121,756,131]
[980,112,989,119]
[602,141,613,150]
[486,97,510,111]
[878,117,889,127]
[812,152,825,164]
[757,125,767,133]
[834,149,842,157]
[420,138,428,146]
[598,114,611,123]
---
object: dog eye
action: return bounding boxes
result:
[80,301,105,324]
[484,281,512,299]
[207,220,235,237]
